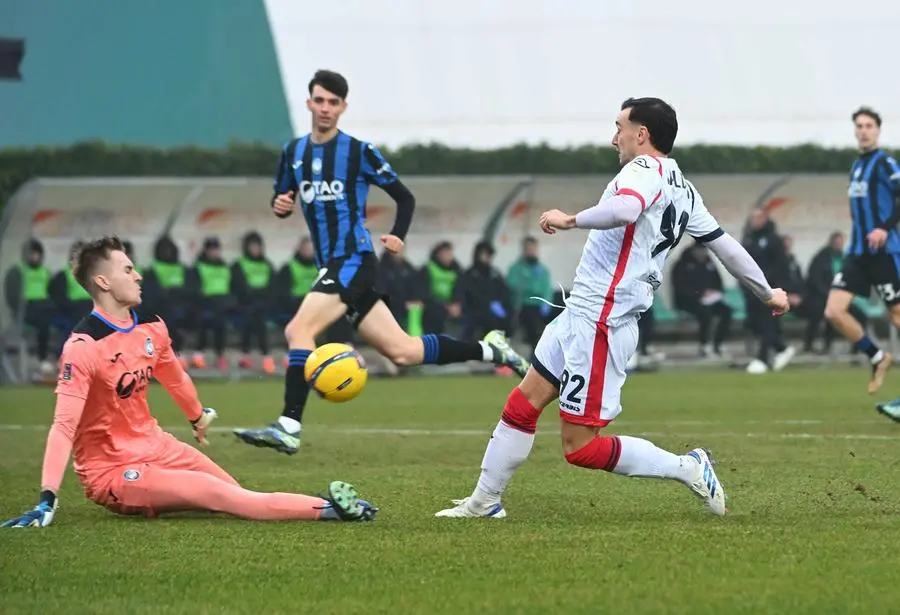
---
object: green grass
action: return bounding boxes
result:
[2,368,900,614]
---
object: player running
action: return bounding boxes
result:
[3,237,376,527]
[435,98,790,520]
[234,70,528,455]
[825,107,900,396]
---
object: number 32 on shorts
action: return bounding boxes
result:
[559,369,586,407]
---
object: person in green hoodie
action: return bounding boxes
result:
[231,231,277,373]
[4,238,55,373]
[188,237,233,372]
[506,236,553,355]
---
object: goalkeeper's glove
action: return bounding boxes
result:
[2,490,58,528]
[191,407,218,446]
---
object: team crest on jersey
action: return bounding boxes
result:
[123,469,141,481]
[144,337,155,357]
[312,157,323,174]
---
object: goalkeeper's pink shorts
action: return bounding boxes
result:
[79,438,237,517]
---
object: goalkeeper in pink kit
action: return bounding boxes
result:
[3,236,376,528]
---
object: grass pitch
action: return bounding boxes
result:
[2,368,900,614]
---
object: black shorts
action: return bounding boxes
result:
[310,252,387,327]
[832,252,900,305]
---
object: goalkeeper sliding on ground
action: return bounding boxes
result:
[3,236,376,527]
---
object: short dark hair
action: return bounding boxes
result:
[522,236,538,247]
[852,106,882,127]
[308,70,349,100]
[72,235,125,294]
[621,97,678,154]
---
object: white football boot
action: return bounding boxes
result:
[684,448,727,516]
[772,345,796,372]
[434,497,507,519]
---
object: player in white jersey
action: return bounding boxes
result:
[436,97,790,520]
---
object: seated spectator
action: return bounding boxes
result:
[49,240,93,336]
[419,241,462,334]
[277,237,318,316]
[188,237,233,371]
[377,249,422,333]
[4,238,55,374]
[122,240,138,273]
[804,231,868,353]
[142,235,190,359]
[231,231,276,373]
[455,241,512,341]
[783,234,805,314]
[671,242,733,358]
[275,236,354,346]
[506,236,553,356]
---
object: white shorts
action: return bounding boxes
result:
[532,308,639,427]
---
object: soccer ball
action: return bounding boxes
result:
[304,343,368,402]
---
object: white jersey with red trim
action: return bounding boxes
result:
[566,155,723,327]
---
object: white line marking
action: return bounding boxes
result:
[0,424,898,440]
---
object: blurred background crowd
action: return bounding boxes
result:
[6,208,883,382]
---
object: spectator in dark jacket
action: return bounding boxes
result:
[231,231,276,373]
[454,241,512,341]
[803,232,868,353]
[741,209,795,373]
[782,235,805,311]
[671,242,733,357]
[377,249,422,332]
[4,238,55,372]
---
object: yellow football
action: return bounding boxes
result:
[303,343,368,403]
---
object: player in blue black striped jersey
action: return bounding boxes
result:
[826,107,900,401]
[234,70,529,454]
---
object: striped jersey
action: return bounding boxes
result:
[847,149,900,255]
[566,155,724,327]
[273,131,398,265]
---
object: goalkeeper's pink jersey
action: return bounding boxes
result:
[43,308,202,489]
